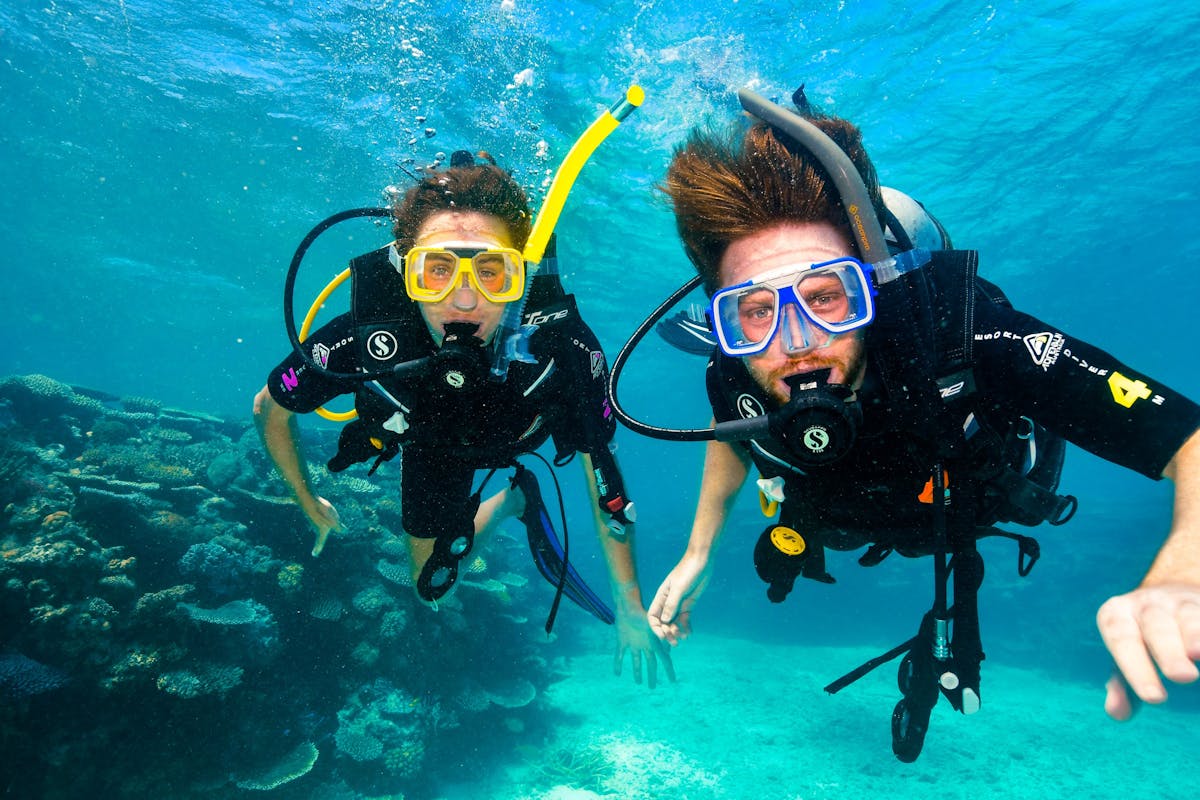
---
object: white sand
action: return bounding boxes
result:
[482,634,1199,800]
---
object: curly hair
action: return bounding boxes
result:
[661,113,884,294]
[391,157,533,253]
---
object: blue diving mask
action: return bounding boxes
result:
[709,257,876,357]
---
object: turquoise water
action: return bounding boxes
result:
[2,1,1199,797]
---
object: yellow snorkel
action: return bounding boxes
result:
[491,84,644,379]
[297,84,645,415]
[523,85,644,265]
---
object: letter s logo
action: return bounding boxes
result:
[367,331,398,361]
[737,393,765,419]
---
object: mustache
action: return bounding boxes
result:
[766,353,843,385]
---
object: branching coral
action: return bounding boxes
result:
[333,680,432,777]
[351,583,397,618]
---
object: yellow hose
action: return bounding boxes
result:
[523,85,644,264]
[300,268,358,422]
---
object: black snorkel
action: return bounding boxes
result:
[608,88,928,467]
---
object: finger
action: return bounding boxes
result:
[650,581,678,625]
[660,644,678,683]
[648,613,680,646]
[646,650,657,690]
[1104,672,1137,721]
[1179,600,1200,664]
[677,610,693,640]
[1098,599,1167,703]
[1141,603,1200,685]
[311,528,329,557]
[613,645,624,677]
[647,614,672,643]
[631,649,643,685]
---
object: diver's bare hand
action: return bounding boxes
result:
[614,608,676,690]
[648,552,710,646]
[301,495,343,557]
[1097,584,1200,719]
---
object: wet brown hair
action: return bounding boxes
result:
[391,157,533,253]
[662,114,883,294]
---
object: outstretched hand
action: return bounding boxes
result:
[647,552,711,646]
[1097,584,1200,720]
[613,608,676,689]
[303,495,343,557]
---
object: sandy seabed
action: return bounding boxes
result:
[446,633,1199,800]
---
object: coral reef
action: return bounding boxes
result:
[233,741,320,791]
[0,373,560,799]
[0,652,70,699]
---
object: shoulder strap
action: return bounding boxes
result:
[349,247,431,370]
[927,250,981,402]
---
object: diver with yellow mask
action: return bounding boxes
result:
[253,88,675,687]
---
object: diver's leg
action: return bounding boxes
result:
[404,479,522,594]
[405,536,435,587]
[472,482,525,548]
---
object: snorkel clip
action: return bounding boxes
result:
[496,323,540,371]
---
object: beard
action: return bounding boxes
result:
[749,338,867,406]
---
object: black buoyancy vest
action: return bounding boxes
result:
[329,246,579,470]
[719,250,1075,554]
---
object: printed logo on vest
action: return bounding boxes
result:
[802,426,830,453]
[590,350,605,379]
[737,393,765,419]
[1023,331,1063,370]
[312,342,331,369]
[366,331,399,361]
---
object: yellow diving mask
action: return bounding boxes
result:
[392,241,525,304]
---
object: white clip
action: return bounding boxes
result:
[756,476,786,504]
[382,412,409,434]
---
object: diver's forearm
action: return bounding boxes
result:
[1145,427,1200,586]
[685,438,750,558]
[254,388,318,506]
[581,454,644,609]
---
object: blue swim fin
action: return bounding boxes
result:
[512,466,615,627]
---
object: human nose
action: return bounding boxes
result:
[777,303,815,354]
[450,272,478,310]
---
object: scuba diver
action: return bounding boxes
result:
[608,85,1200,756]
[253,88,674,688]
